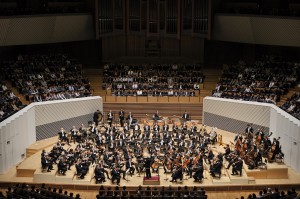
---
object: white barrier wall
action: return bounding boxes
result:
[203,97,300,173]
[0,96,103,174]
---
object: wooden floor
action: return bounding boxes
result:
[1,125,300,198]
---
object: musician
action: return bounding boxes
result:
[89,122,98,135]
[57,157,68,175]
[93,109,102,126]
[133,123,141,138]
[111,166,121,185]
[272,138,281,156]
[162,122,169,132]
[255,129,265,143]
[153,110,160,121]
[126,112,133,127]
[119,109,125,127]
[226,153,238,169]
[95,131,103,147]
[184,155,194,178]
[245,124,254,139]
[70,126,78,144]
[209,127,217,145]
[144,157,152,179]
[172,122,179,134]
[152,122,160,138]
[107,110,113,127]
[94,164,106,183]
[58,128,69,145]
[123,123,130,136]
[103,151,113,167]
[223,143,231,155]
[144,122,151,136]
[78,124,86,142]
[182,111,190,121]
[209,158,222,177]
[182,122,188,133]
[41,154,54,172]
[125,158,135,176]
[193,164,204,182]
[75,159,88,179]
[232,158,243,176]
[170,164,183,182]
[112,123,119,138]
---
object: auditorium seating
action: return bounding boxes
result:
[2,54,92,104]
[212,56,300,105]
[280,92,300,120]
[0,82,25,122]
[102,63,204,97]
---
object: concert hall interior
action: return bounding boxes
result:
[0,0,300,199]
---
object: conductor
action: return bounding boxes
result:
[144,157,152,179]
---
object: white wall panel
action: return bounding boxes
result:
[0,96,102,174]
[35,97,103,126]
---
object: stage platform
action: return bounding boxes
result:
[1,126,300,191]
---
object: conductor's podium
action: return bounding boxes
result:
[143,176,160,185]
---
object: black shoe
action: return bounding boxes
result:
[231,173,235,175]
[47,170,51,172]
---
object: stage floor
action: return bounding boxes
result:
[1,126,300,190]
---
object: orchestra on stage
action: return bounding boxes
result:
[41,110,283,184]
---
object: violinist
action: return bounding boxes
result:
[57,157,68,175]
[125,157,135,176]
[111,165,121,185]
[226,152,238,169]
[94,164,106,183]
[170,164,183,182]
[75,159,88,179]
